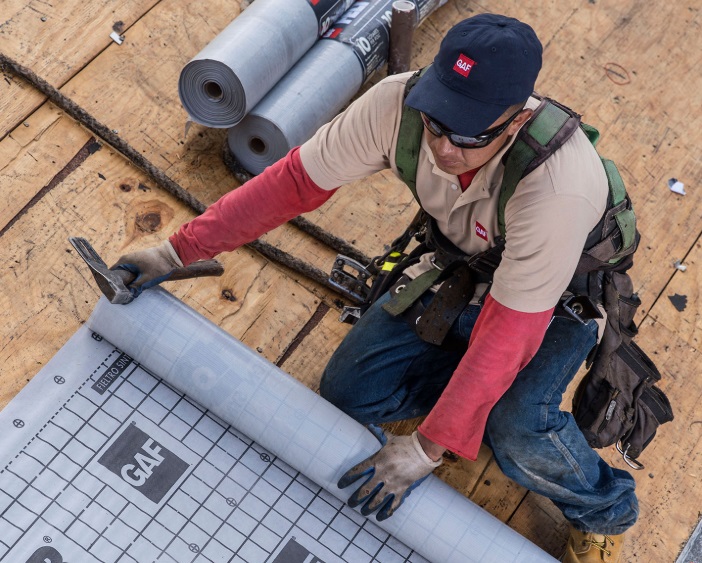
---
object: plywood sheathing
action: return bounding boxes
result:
[1,0,701,560]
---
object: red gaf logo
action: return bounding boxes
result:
[475,221,488,241]
[453,54,476,78]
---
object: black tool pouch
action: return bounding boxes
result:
[572,272,674,469]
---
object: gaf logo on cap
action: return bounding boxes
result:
[453,54,476,77]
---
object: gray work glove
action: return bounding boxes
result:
[338,431,442,521]
[111,240,183,297]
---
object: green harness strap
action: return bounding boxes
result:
[498,100,579,238]
[395,67,431,202]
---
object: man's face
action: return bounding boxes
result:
[425,109,532,176]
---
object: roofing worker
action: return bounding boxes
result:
[114,13,637,562]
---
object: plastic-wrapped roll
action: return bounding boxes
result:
[227,39,363,175]
[179,0,355,128]
[227,0,447,175]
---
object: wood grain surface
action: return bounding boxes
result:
[1,0,700,560]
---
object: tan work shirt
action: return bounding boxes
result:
[300,72,608,313]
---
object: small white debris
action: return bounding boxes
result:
[673,260,687,272]
[668,177,686,195]
[109,31,124,45]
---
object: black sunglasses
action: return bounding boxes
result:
[420,109,523,149]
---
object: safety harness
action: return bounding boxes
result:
[370,68,636,346]
[330,68,638,334]
[327,68,672,466]
[328,68,673,465]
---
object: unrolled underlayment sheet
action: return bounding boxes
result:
[0,289,556,563]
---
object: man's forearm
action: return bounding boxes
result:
[417,430,446,462]
[419,294,553,460]
[170,147,337,265]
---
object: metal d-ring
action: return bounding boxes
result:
[616,441,644,470]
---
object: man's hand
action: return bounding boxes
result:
[337,431,442,521]
[111,240,183,297]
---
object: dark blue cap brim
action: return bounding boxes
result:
[404,65,510,137]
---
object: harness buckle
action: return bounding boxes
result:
[329,255,373,303]
[429,255,444,271]
[339,306,362,325]
[559,295,603,325]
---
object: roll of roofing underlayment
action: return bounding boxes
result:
[89,290,557,562]
[226,0,447,175]
[0,288,556,561]
[178,0,355,127]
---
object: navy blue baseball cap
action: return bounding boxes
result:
[405,13,542,136]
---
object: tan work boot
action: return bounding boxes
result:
[561,527,625,562]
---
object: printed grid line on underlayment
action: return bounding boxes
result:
[0,339,426,563]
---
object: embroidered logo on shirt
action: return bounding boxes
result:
[475,221,488,241]
[453,54,476,77]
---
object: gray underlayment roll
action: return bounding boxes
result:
[227,39,363,175]
[179,0,355,128]
[227,0,447,175]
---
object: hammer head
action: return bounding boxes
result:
[69,237,136,304]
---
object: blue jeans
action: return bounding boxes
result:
[320,291,638,535]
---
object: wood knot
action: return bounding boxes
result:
[135,211,162,233]
[119,183,132,192]
[221,289,237,302]
[125,200,174,240]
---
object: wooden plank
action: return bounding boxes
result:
[2,0,701,560]
[508,491,571,557]
[620,320,701,562]
[57,0,243,205]
[277,306,351,390]
[0,0,166,138]
[0,104,91,231]
[649,239,701,348]
[469,459,529,522]
[0,125,324,410]
[532,0,702,320]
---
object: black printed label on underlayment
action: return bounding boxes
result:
[307,0,356,36]
[92,352,133,395]
[98,423,189,504]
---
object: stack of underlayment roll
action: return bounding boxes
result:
[179,0,356,128]
[179,0,447,175]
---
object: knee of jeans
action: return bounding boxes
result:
[486,395,544,448]
[319,367,347,407]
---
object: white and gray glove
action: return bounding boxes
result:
[338,431,442,521]
[111,240,183,296]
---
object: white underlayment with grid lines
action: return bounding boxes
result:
[0,289,555,563]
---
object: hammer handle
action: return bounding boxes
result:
[168,259,224,281]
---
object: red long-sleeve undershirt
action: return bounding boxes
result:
[419,294,553,459]
[169,148,337,265]
[170,148,553,461]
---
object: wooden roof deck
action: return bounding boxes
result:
[1,0,700,560]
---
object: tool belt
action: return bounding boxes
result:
[381,218,602,348]
[381,218,501,347]
[572,271,674,469]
